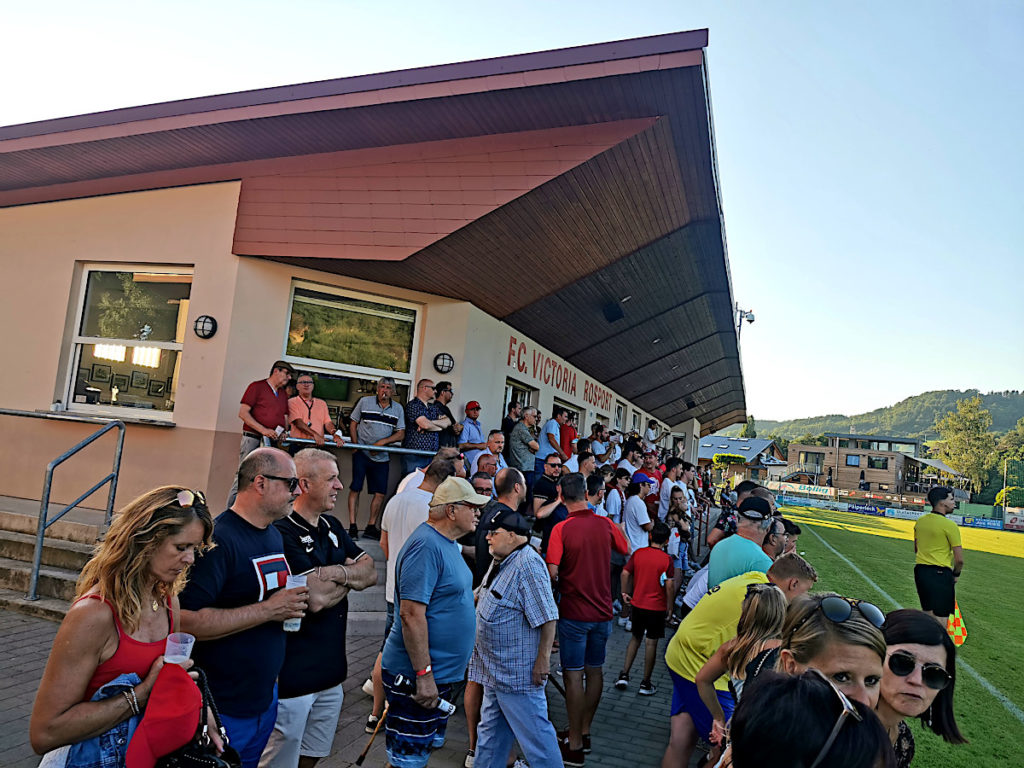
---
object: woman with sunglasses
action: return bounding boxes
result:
[30,487,215,763]
[877,609,966,767]
[747,592,887,708]
[727,669,895,768]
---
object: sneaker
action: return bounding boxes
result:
[364,523,381,540]
[512,759,529,768]
[559,739,585,768]
[638,680,657,696]
[623,619,632,632]
[583,735,592,754]
[361,677,374,696]
[464,749,475,768]
[349,524,359,539]
[616,616,629,628]
[364,714,380,734]
[614,672,630,690]
[557,732,591,754]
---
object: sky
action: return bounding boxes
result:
[4,1,1022,421]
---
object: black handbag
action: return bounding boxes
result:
[156,668,241,768]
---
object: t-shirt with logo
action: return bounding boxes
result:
[180,509,289,717]
[240,379,288,435]
[624,546,674,612]
[275,512,364,698]
[914,513,962,568]
[665,571,769,689]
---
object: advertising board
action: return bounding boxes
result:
[1005,510,1024,532]
[848,504,884,517]
[961,517,1004,530]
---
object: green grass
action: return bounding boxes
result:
[781,504,1024,768]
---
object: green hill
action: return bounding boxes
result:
[724,390,1024,440]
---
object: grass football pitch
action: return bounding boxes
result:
[778,505,1024,767]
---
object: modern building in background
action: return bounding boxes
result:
[697,435,786,483]
[0,30,745,516]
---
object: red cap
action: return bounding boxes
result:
[465,401,481,411]
[125,664,201,768]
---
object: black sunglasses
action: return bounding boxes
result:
[262,474,300,492]
[887,650,951,691]
[794,595,886,634]
[547,462,562,467]
[806,669,862,768]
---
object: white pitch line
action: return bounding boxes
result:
[806,524,1024,727]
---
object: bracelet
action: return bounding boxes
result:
[341,566,349,586]
[122,688,140,716]
[415,664,432,677]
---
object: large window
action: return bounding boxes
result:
[868,456,889,470]
[67,268,192,419]
[846,455,861,467]
[799,451,825,467]
[614,401,625,431]
[286,284,417,376]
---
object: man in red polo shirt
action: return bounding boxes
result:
[228,360,294,506]
[546,473,630,767]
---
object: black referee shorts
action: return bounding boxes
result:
[914,564,955,617]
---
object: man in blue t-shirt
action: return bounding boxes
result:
[535,407,569,474]
[707,497,775,589]
[381,476,490,768]
[181,448,309,768]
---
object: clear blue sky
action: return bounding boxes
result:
[5,1,1021,422]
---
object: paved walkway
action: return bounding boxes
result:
[0,608,692,768]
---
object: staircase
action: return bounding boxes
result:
[0,499,102,622]
[780,463,823,482]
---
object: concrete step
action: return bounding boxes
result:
[347,584,386,611]
[0,529,94,570]
[0,556,78,602]
[0,509,100,545]
[0,587,68,622]
[347,610,385,637]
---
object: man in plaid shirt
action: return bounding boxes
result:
[468,508,561,768]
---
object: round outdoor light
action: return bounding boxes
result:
[193,315,218,339]
[433,352,455,374]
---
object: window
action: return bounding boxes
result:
[286,283,418,377]
[846,455,861,467]
[67,268,192,419]
[504,379,538,411]
[799,451,825,467]
[631,411,640,432]
[868,456,889,470]
[614,401,625,430]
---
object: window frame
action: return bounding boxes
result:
[63,264,193,422]
[282,280,421,388]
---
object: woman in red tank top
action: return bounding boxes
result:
[29,486,214,758]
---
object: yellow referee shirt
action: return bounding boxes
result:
[664,571,768,691]
[914,513,961,568]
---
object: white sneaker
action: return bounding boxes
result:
[361,677,374,696]
[512,759,529,768]
[616,616,629,628]
[624,619,632,631]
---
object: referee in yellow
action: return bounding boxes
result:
[913,486,964,622]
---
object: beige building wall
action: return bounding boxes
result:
[1,181,701,517]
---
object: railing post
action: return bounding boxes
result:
[104,422,127,526]
[27,464,57,601]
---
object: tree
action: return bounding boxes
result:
[739,415,757,438]
[766,433,790,457]
[934,396,996,493]
[712,453,747,468]
[995,486,1024,508]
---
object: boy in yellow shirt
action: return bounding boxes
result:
[913,486,964,621]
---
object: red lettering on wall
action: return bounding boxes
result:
[517,343,527,373]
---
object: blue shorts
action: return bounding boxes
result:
[669,671,734,741]
[381,670,454,768]
[351,450,390,495]
[219,684,278,768]
[558,618,612,671]
[380,601,395,651]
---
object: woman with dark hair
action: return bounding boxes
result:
[30,486,216,764]
[747,592,887,708]
[878,609,967,766]
[728,670,895,768]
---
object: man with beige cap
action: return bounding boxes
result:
[380,477,490,768]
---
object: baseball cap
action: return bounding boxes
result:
[487,507,533,536]
[738,496,773,520]
[125,663,201,768]
[632,471,653,484]
[466,400,481,411]
[431,476,492,507]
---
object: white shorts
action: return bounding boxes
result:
[259,682,345,766]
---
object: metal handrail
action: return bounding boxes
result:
[27,420,126,600]
[264,435,435,456]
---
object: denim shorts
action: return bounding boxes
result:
[557,618,612,671]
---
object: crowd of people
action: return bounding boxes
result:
[28,363,968,768]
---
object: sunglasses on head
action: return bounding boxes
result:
[175,489,207,509]
[806,668,862,768]
[794,595,886,634]
[887,650,951,690]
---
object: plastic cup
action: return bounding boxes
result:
[283,574,307,632]
[164,632,195,665]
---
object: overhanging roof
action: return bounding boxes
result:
[908,456,964,477]
[0,30,746,433]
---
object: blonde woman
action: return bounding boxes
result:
[30,486,215,765]
[694,583,787,750]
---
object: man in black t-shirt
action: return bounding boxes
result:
[533,454,568,554]
[433,381,463,449]
[261,449,377,768]
[181,448,310,768]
